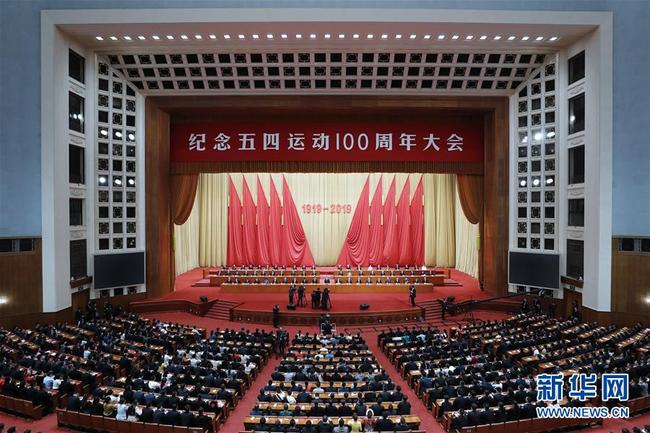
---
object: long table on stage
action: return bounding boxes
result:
[220,282,435,293]
[210,274,444,286]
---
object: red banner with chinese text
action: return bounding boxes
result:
[170,120,483,162]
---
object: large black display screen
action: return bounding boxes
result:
[94,252,145,289]
[508,251,560,290]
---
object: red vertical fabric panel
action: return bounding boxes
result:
[256,176,271,266]
[281,177,315,266]
[226,176,244,266]
[367,178,384,266]
[337,176,370,266]
[382,177,399,264]
[397,179,412,265]
[241,178,258,264]
[268,177,284,266]
[410,177,424,266]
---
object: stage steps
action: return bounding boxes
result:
[204,300,240,320]
[417,299,443,321]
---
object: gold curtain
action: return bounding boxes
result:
[423,174,456,267]
[174,172,468,269]
[171,174,199,225]
[455,184,480,278]
[456,174,483,224]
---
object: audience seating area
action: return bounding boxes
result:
[379,314,650,433]
[0,313,276,433]
[242,331,421,432]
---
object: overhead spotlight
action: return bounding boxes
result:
[532,178,540,186]
[166,35,174,40]
[535,36,544,41]
[395,34,402,39]
[324,33,331,39]
[267,34,274,39]
[0,296,8,305]
[252,34,259,39]
[109,36,118,41]
[114,178,122,186]
[424,34,431,39]
[480,35,487,40]
[645,296,650,304]
[209,34,217,40]
[295,34,302,39]
[128,178,136,186]
[100,129,108,136]
[180,34,188,40]
[466,35,474,40]
[519,179,527,187]
[238,34,245,39]
[95,36,104,41]
[546,177,554,185]
[367,34,374,39]
[128,133,135,141]
[338,34,345,39]
[522,36,530,41]
[137,35,146,40]
[409,34,417,39]
[534,132,543,141]
[546,131,556,138]
[99,176,107,184]
[352,33,360,39]
[309,33,316,39]
[437,34,445,40]
[493,35,502,40]
[452,35,459,40]
[381,34,388,39]
[115,131,123,138]
[549,36,558,41]
[507,36,516,41]
[281,34,288,39]
[195,34,202,40]
[152,35,160,40]
[223,34,231,39]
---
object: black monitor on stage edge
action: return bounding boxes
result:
[94,252,145,289]
[508,251,560,290]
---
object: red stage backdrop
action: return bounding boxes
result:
[171,120,483,162]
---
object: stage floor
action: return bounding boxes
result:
[168,267,493,315]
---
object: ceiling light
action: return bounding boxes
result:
[109,36,118,41]
[493,35,502,40]
[546,131,556,138]
[267,34,273,39]
[395,34,402,39]
[281,34,288,39]
[534,132,543,141]
[295,34,302,39]
[99,176,107,184]
[0,297,8,305]
[645,296,650,304]
[522,36,530,41]
[166,35,174,40]
[546,177,554,185]
[114,178,122,186]
[367,34,374,39]
[480,35,487,40]
[519,179,527,187]
[95,36,104,41]
[238,34,245,39]
[252,34,259,39]
[352,34,360,39]
[423,34,431,40]
[137,35,146,40]
[309,33,316,39]
[508,36,516,41]
[180,35,188,40]
[223,34,231,39]
[381,34,388,39]
[152,35,160,40]
[437,34,445,40]
[195,35,202,40]
[128,133,135,140]
[209,34,216,40]
[324,33,331,39]
[338,34,345,39]
[570,115,576,123]
[535,36,544,41]
[452,35,459,40]
[128,178,136,186]
[549,36,558,41]
[466,35,474,40]
[409,34,417,39]
[115,131,123,138]
[532,178,540,186]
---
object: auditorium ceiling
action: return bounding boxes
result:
[58,10,596,96]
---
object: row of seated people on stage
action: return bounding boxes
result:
[244,330,419,433]
[215,264,439,277]
[378,314,650,432]
[0,308,276,432]
[224,276,431,285]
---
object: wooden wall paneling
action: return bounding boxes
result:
[71,288,89,314]
[145,100,173,298]
[0,239,43,318]
[611,238,650,317]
